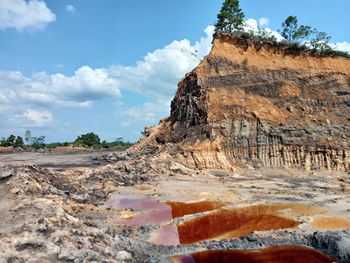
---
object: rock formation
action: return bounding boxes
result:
[143,33,350,171]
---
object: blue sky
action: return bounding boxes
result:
[0,0,349,143]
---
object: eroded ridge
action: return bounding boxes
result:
[139,33,350,171]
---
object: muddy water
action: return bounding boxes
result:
[178,208,299,244]
[151,204,301,245]
[106,199,319,247]
[171,245,338,263]
[104,198,228,226]
[165,200,229,218]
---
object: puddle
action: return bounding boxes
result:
[165,200,228,218]
[104,198,172,226]
[310,217,350,230]
[104,198,228,226]
[149,225,179,246]
[150,204,301,245]
[170,245,338,263]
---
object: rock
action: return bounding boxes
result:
[15,241,43,251]
[0,169,13,179]
[116,251,132,262]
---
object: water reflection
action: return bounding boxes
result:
[104,198,228,226]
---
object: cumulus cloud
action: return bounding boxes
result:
[0,26,213,132]
[0,67,120,108]
[108,26,214,99]
[259,17,269,26]
[0,0,56,31]
[332,41,350,53]
[120,99,171,133]
[244,18,284,41]
[22,109,53,127]
[65,4,76,14]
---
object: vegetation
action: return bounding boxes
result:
[0,135,24,147]
[0,130,132,150]
[214,1,349,58]
[73,133,132,149]
[215,0,245,34]
[280,16,313,43]
[74,132,101,147]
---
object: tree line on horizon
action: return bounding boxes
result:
[0,130,132,150]
[214,0,349,58]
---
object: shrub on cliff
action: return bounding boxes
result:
[215,0,245,34]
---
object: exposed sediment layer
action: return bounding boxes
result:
[145,33,350,170]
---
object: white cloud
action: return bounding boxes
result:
[65,4,76,14]
[332,42,350,53]
[0,26,213,131]
[0,0,56,31]
[119,99,171,132]
[244,18,284,41]
[21,109,53,127]
[0,67,121,107]
[107,26,214,99]
[259,17,269,27]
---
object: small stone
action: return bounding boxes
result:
[0,170,13,179]
[116,251,132,261]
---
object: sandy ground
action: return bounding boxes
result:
[0,149,119,169]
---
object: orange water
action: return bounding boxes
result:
[171,245,338,263]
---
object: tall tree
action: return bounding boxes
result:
[280,16,313,43]
[14,136,24,148]
[215,0,245,34]
[24,130,32,145]
[5,135,16,147]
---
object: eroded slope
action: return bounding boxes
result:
[148,33,350,170]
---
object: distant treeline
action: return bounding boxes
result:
[0,130,132,150]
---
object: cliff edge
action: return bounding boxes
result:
[137,33,350,171]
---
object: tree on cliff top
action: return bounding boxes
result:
[215,0,245,34]
[280,16,313,43]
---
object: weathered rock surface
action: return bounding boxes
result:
[142,33,350,171]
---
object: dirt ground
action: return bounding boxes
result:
[0,149,120,169]
[0,150,349,262]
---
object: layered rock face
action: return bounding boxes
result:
[149,33,350,171]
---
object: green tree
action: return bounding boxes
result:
[24,130,32,145]
[256,27,277,42]
[280,16,312,43]
[309,31,331,51]
[215,0,245,34]
[31,136,46,149]
[5,135,16,147]
[74,132,100,147]
[0,137,5,147]
[14,136,24,148]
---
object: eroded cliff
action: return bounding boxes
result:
[142,33,350,171]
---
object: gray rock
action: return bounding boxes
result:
[116,251,132,261]
[0,169,13,179]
